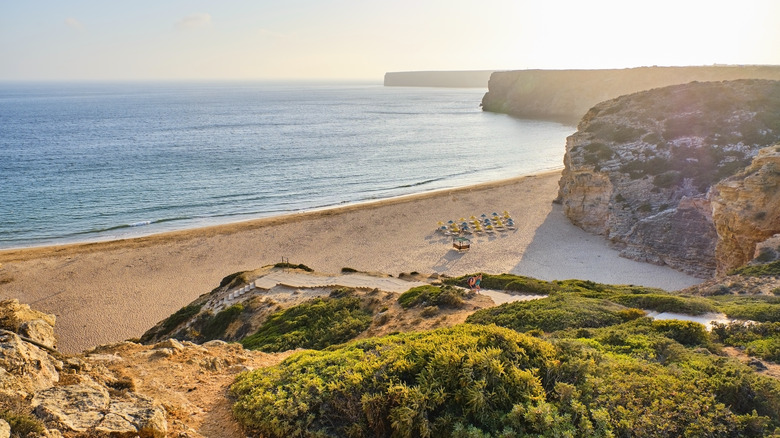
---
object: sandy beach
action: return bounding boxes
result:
[0,170,702,353]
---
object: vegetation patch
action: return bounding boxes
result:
[397,284,467,309]
[140,303,203,342]
[445,273,557,295]
[241,293,372,352]
[231,322,780,438]
[729,260,780,277]
[274,262,314,272]
[199,304,244,341]
[713,321,780,362]
[467,294,629,332]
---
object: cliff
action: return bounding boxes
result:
[711,146,780,274]
[557,79,780,277]
[383,70,495,88]
[481,65,780,124]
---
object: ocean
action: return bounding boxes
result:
[0,82,574,249]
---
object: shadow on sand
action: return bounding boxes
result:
[510,204,701,291]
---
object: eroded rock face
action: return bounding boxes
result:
[32,382,167,437]
[710,146,780,274]
[0,331,60,393]
[557,80,780,277]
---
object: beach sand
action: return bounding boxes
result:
[0,170,702,353]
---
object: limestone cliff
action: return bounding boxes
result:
[557,79,780,277]
[482,66,780,124]
[711,146,780,274]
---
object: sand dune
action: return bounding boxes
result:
[0,170,702,353]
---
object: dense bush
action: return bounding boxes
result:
[713,321,780,362]
[274,262,314,272]
[140,303,203,342]
[199,304,244,341]
[466,295,627,332]
[232,323,780,437]
[608,293,717,315]
[445,273,556,295]
[729,261,780,277]
[241,295,372,352]
[709,294,780,324]
[397,285,467,309]
[232,325,557,438]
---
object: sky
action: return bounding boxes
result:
[1,0,779,81]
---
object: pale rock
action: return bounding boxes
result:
[0,419,9,438]
[0,331,59,393]
[32,383,110,432]
[18,319,57,349]
[711,146,780,274]
[32,383,167,437]
[0,299,56,330]
[154,338,185,351]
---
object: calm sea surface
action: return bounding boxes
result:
[0,82,573,249]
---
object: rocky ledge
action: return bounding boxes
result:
[557,79,780,277]
[0,299,283,438]
[481,66,780,124]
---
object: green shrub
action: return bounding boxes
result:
[444,274,556,295]
[729,261,780,277]
[610,293,716,315]
[651,319,710,346]
[398,285,466,309]
[720,303,780,322]
[713,322,780,361]
[232,324,558,438]
[200,304,244,341]
[420,306,439,318]
[274,262,314,272]
[466,295,627,332]
[241,296,372,352]
[0,409,46,437]
[140,303,203,342]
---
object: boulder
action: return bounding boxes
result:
[0,299,56,331]
[19,319,57,349]
[711,146,780,274]
[0,419,9,438]
[32,383,167,437]
[0,331,59,393]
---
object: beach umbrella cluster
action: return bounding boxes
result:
[436,211,515,235]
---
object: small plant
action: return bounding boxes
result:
[421,306,439,318]
[274,262,313,272]
[398,285,466,309]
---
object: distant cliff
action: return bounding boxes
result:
[384,70,495,88]
[557,79,780,277]
[482,66,780,124]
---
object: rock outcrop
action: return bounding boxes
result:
[557,80,780,277]
[482,66,780,124]
[0,298,285,437]
[711,146,780,274]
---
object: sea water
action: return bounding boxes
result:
[0,82,574,249]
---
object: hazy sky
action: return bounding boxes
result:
[2,0,779,81]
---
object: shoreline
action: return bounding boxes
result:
[0,170,563,260]
[0,170,703,353]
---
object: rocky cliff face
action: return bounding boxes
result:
[711,146,780,274]
[557,79,780,277]
[482,66,780,124]
[0,298,284,438]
